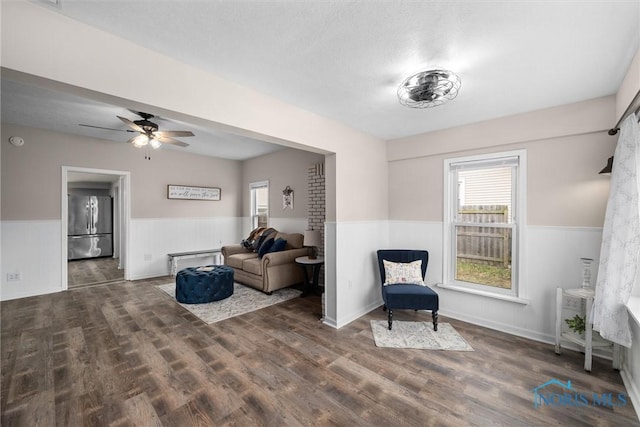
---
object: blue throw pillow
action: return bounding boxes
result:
[268,238,287,253]
[258,238,274,258]
[253,228,276,252]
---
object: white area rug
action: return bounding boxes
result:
[157,283,301,324]
[370,321,474,351]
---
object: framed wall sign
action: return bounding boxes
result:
[282,185,294,210]
[167,185,221,201]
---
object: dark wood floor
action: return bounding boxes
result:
[1,277,637,426]
[68,257,124,289]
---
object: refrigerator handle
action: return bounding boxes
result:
[86,203,90,232]
[91,201,96,232]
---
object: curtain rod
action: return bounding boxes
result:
[609,89,640,135]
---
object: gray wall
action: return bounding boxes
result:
[1,123,243,220]
[242,147,325,224]
[387,96,617,227]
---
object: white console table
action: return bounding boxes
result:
[555,287,620,372]
[168,249,222,277]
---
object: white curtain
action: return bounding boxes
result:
[592,113,640,348]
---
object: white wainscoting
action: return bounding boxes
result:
[323,222,337,327]
[0,217,609,348]
[330,220,389,328]
[1,217,244,300]
[386,220,444,286]
[622,312,640,419]
[1,220,63,300]
[129,217,243,280]
[388,221,605,345]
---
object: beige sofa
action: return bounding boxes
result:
[221,231,308,294]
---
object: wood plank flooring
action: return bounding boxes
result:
[67,257,124,289]
[1,276,638,426]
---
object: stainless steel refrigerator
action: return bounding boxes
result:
[68,195,113,260]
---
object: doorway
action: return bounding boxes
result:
[62,167,131,290]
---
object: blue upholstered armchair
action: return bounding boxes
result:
[377,249,439,331]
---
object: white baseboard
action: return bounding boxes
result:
[621,367,640,421]
[335,300,382,329]
[1,285,63,301]
[440,307,553,342]
[440,308,614,360]
[322,316,338,329]
[128,272,172,282]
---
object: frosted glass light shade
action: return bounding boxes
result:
[132,134,149,147]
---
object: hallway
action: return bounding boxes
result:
[67,257,123,289]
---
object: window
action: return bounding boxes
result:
[442,150,527,303]
[250,181,269,229]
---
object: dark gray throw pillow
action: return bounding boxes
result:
[258,238,275,258]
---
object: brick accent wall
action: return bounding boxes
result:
[308,162,325,257]
[308,162,326,319]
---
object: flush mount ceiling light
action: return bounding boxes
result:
[397,69,461,108]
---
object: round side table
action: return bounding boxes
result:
[295,256,324,297]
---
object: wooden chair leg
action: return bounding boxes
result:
[432,311,438,331]
[388,309,393,330]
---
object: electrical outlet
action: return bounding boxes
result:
[7,273,21,282]
[144,254,152,261]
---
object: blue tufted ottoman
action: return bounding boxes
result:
[175,265,234,304]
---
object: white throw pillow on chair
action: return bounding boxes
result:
[383,259,425,286]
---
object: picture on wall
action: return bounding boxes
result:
[168,185,221,201]
[283,185,294,209]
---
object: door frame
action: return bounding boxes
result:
[61,166,131,290]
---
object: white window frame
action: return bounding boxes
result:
[440,149,529,305]
[457,177,466,209]
[250,180,269,229]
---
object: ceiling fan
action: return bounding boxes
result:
[79,111,194,149]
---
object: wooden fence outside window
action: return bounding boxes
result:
[456,205,511,267]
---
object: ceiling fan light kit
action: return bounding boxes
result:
[130,134,150,148]
[79,111,194,153]
[398,69,461,108]
[116,112,194,150]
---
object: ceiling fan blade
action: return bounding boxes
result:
[156,135,190,147]
[79,123,134,132]
[154,130,195,138]
[117,116,145,133]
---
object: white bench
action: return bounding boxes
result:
[168,249,222,277]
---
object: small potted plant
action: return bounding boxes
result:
[565,314,586,338]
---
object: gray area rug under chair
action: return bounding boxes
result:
[370,320,474,351]
[157,282,301,324]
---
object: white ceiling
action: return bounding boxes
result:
[2,1,639,158]
[0,79,286,160]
